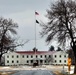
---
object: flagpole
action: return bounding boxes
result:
[34,11,39,63]
[34,11,39,65]
[35,10,36,61]
[35,10,36,52]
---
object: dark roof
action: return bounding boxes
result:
[15,51,56,55]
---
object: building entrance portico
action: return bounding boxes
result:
[31,58,44,66]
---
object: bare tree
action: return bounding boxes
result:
[67,49,75,65]
[49,45,55,51]
[0,17,27,65]
[56,47,62,51]
[45,55,54,65]
[32,47,38,52]
[40,0,76,73]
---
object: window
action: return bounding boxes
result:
[36,55,38,58]
[40,55,42,58]
[45,55,46,58]
[31,55,33,58]
[64,60,66,63]
[49,55,51,58]
[64,55,66,58]
[55,60,57,63]
[59,55,61,58]
[12,56,14,58]
[17,60,19,63]
[27,55,29,58]
[7,60,9,63]
[7,56,9,58]
[27,60,29,63]
[55,55,57,58]
[12,60,14,63]
[22,55,24,58]
[45,60,46,63]
[59,60,61,63]
[31,60,33,63]
[17,55,19,58]
[40,60,43,63]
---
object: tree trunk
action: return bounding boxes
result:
[0,54,2,66]
[73,46,76,73]
[74,61,76,73]
[74,53,76,73]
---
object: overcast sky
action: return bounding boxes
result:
[0,0,58,51]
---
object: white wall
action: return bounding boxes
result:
[53,51,68,65]
[4,51,68,66]
[5,52,21,66]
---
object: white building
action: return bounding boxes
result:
[4,51,68,66]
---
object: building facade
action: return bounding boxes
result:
[53,51,68,65]
[4,51,68,66]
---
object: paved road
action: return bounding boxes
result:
[11,70,55,75]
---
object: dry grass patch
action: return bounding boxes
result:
[0,72,16,75]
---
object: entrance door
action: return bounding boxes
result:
[33,60,39,67]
